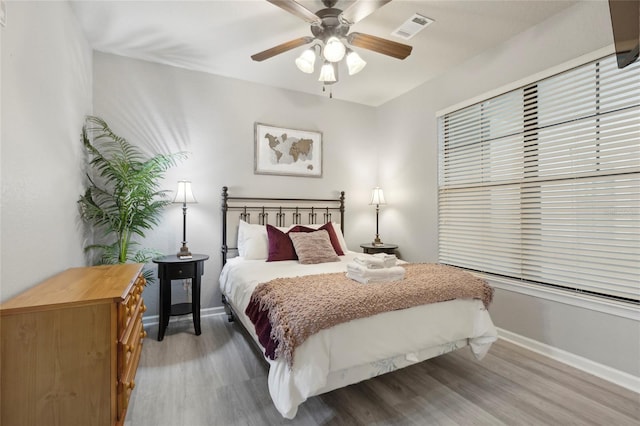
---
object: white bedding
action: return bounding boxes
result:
[219,251,498,419]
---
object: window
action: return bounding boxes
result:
[438,55,640,303]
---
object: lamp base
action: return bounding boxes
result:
[177,244,192,259]
[372,236,383,246]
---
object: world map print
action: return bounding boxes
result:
[264,133,314,171]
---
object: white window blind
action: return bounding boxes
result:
[438,55,640,302]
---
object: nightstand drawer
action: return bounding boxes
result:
[165,262,195,279]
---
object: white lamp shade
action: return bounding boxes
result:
[173,181,197,204]
[369,187,386,205]
[323,36,346,62]
[318,61,337,82]
[346,50,367,75]
[295,48,316,73]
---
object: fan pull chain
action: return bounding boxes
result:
[321,86,333,99]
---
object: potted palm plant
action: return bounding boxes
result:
[78,116,185,282]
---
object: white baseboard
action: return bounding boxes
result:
[497,327,640,394]
[142,306,225,327]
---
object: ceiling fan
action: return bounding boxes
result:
[252,0,412,86]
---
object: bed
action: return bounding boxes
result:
[219,187,498,419]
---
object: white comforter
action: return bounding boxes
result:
[219,252,498,419]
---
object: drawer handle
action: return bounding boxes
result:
[126,380,135,390]
[178,269,183,274]
[141,330,148,339]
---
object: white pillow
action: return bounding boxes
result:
[331,222,349,253]
[237,220,268,260]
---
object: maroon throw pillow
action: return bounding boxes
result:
[317,222,344,256]
[266,225,298,262]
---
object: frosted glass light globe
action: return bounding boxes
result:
[323,37,346,62]
[295,48,316,73]
[346,50,366,75]
[318,61,337,82]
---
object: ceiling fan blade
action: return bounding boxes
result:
[267,0,322,25]
[251,37,314,62]
[347,32,412,60]
[339,0,392,25]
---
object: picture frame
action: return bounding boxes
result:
[254,122,322,178]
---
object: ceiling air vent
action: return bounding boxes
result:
[391,13,434,40]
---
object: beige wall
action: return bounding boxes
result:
[0,3,3,287]
[1,1,92,301]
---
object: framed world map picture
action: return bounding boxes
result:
[254,122,322,178]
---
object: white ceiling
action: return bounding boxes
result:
[70,0,580,106]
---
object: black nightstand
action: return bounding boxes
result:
[152,253,209,341]
[360,243,398,255]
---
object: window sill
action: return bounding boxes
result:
[471,272,639,321]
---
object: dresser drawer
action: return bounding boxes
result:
[118,314,145,379]
[118,277,146,333]
[117,329,143,424]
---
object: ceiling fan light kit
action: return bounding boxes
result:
[253,0,413,93]
[295,46,317,73]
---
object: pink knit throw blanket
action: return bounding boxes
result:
[245,263,493,367]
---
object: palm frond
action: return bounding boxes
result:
[79,116,186,272]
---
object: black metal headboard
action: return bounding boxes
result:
[221,186,345,265]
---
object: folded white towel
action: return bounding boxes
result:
[353,253,397,269]
[346,270,405,284]
[346,262,405,284]
[346,263,405,277]
[373,253,398,267]
[353,256,384,269]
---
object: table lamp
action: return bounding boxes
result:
[174,181,197,258]
[369,187,386,245]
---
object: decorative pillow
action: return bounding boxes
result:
[288,230,341,264]
[266,224,297,261]
[289,222,344,256]
[237,220,268,260]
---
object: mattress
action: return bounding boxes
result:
[219,252,498,419]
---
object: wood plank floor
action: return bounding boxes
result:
[125,315,639,426]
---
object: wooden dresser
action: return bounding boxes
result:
[0,263,147,426]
